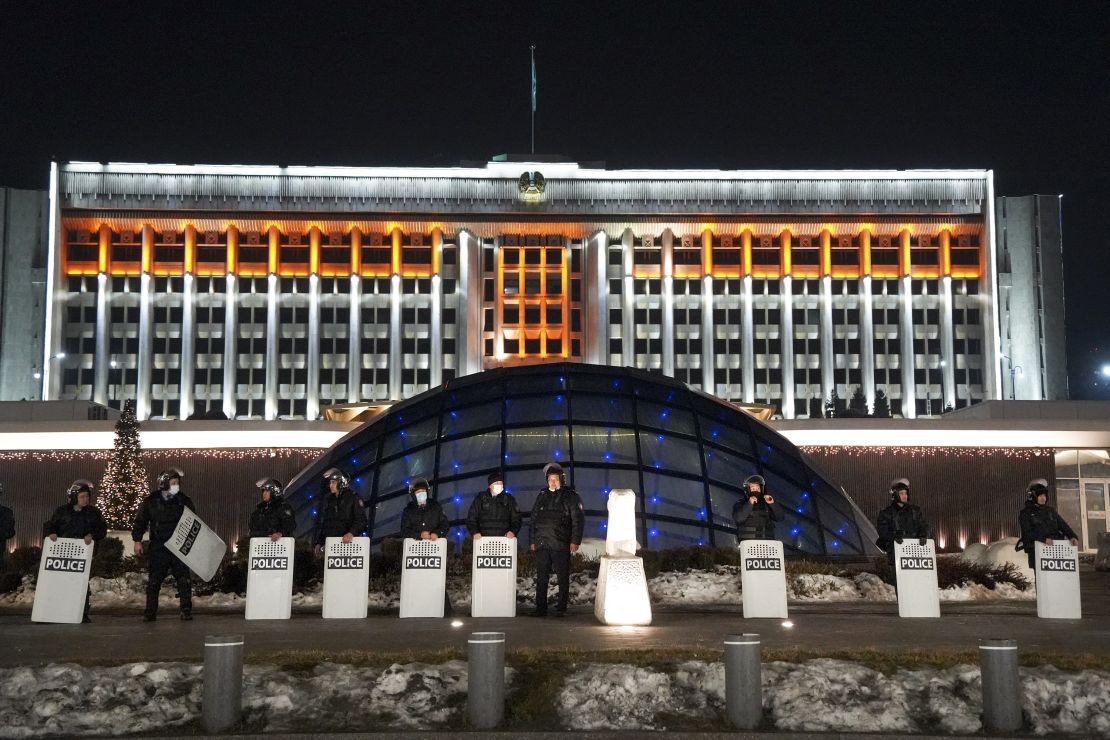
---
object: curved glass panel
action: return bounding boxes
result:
[285,363,880,555]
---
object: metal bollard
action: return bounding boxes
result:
[979,638,1022,733]
[724,633,762,730]
[203,634,244,733]
[468,631,506,729]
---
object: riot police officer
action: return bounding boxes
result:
[733,474,782,543]
[1018,479,1079,570]
[876,478,930,587]
[314,468,362,555]
[399,477,448,540]
[248,478,296,540]
[529,462,583,617]
[466,471,522,540]
[44,479,107,623]
[132,467,195,621]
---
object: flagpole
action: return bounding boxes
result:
[530,45,536,155]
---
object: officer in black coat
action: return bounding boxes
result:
[1018,479,1079,569]
[732,474,782,543]
[399,477,449,540]
[248,478,297,540]
[875,478,930,571]
[45,479,108,623]
[529,462,584,617]
[314,468,363,555]
[132,467,196,621]
[0,484,14,571]
[466,471,522,540]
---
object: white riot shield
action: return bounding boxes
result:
[1035,541,1081,619]
[322,536,371,619]
[31,537,94,624]
[400,538,448,618]
[894,539,941,618]
[245,537,295,620]
[167,507,227,582]
[739,540,788,618]
[471,536,517,617]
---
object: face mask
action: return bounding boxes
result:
[415,491,428,505]
[490,483,504,496]
[168,484,180,495]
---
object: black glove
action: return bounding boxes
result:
[894,535,904,545]
[918,537,927,546]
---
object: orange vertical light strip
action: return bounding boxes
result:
[141,225,153,273]
[184,225,197,274]
[741,231,752,277]
[227,225,239,276]
[350,228,362,274]
[98,224,111,273]
[860,230,872,276]
[939,230,952,276]
[391,228,402,275]
[819,230,831,277]
[701,230,713,277]
[431,228,443,275]
[268,226,280,274]
[495,243,506,359]
[539,249,548,360]
[561,247,569,358]
[309,227,321,274]
[898,229,911,277]
[779,231,792,276]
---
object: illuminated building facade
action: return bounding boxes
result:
[42,160,1015,420]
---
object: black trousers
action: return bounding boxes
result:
[534,547,571,613]
[145,544,192,617]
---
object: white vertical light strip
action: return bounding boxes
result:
[93,273,109,405]
[586,230,608,365]
[388,273,402,400]
[306,273,321,420]
[264,273,279,420]
[940,275,956,407]
[458,230,481,376]
[860,275,876,410]
[179,272,196,420]
[899,274,916,419]
[701,275,714,392]
[136,272,153,420]
[741,275,755,403]
[780,275,795,419]
[492,237,503,361]
[43,162,62,400]
[347,274,361,403]
[621,229,634,368]
[221,274,238,419]
[983,170,1004,400]
[819,275,835,403]
[661,230,675,377]
[430,273,443,386]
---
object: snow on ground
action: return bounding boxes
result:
[0,660,492,737]
[0,564,1033,611]
[557,659,1110,735]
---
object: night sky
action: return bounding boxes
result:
[2,3,1108,398]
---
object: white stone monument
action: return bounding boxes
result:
[594,489,652,625]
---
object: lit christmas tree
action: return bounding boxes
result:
[99,400,149,530]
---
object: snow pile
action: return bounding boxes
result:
[556,659,1110,735]
[516,571,597,606]
[649,566,743,605]
[0,660,499,736]
[0,662,203,738]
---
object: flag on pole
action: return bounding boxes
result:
[530,45,537,113]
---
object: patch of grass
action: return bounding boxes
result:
[245,647,464,672]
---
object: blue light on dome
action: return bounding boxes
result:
[800,492,810,500]
[791,527,801,536]
[650,496,659,505]
[453,496,462,504]
[648,528,658,538]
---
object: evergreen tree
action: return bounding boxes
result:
[824,388,844,418]
[847,385,869,417]
[99,400,148,530]
[872,388,892,418]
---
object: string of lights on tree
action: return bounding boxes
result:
[97,400,148,530]
[800,446,1053,459]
